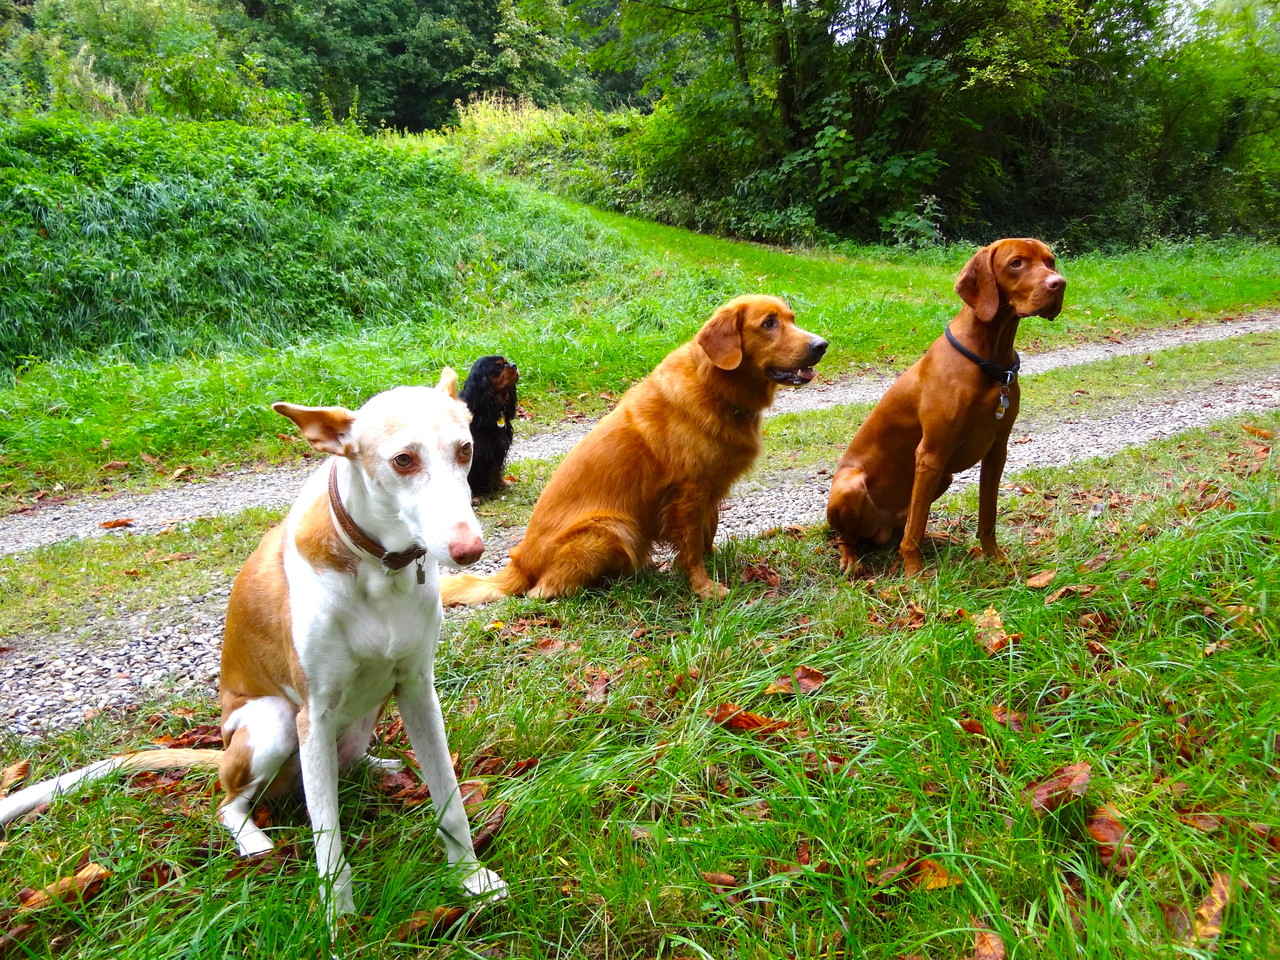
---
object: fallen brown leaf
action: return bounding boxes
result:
[100,460,130,471]
[1242,423,1274,439]
[990,704,1038,734]
[1023,762,1091,816]
[396,905,467,939]
[16,862,111,913]
[0,760,30,797]
[471,802,507,857]
[707,703,790,735]
[1189,872,1231,946]
[742,561,781,587]
[764,665,826,695]
[1087,804,1134,874]
[972,916,1006,959]
[99,518,134,529]
[974,606,1020,655]
[1025,569,1057,589]
[1045,583,1100,605]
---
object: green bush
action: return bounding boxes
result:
[0,113,618,374]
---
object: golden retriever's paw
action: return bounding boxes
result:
[693,579,730,600]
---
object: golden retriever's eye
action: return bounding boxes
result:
[391,452,415,471]
[762,315,778,329]
[457,442,473,465]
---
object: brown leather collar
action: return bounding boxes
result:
[327,461,427,571]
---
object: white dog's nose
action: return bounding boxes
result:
[449,528,484,567]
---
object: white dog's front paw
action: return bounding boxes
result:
[461,866,507,901]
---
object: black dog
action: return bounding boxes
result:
[460,355,520,497]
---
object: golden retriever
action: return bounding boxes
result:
[441,295,828,603]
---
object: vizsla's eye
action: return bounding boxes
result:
[392,453,415,471]
[1009,258,1024,269]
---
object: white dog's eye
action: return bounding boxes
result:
[457,442,473,465]
[391,453,415,471]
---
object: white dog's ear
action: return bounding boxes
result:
[955,244,1001,323]
[273,402,357,457]
[437,366,460,399]
[697,302,745,370]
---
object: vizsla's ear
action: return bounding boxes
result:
[272,402,357,457]
[696,303,745,370]
[955,244,1001,322]
[437,366,460,399]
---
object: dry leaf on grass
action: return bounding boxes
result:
[707,703,790,735]
[974,606,1021,655]
[742,562,782,587]
[971,916,1007,959]
[764,665,826,695]
[1022,762,1091,815]
[1025,569,1057,589]
[1087,804,1135,874]
[1189,872,1232,947]
[396,905,468,939]
[471,803,507,857]
[1045,583,1100,605]
[872,858,962,901]
[99,517,134,529]
[16,863,111,913]
[990,704,1039,734]
[0,760,30,797]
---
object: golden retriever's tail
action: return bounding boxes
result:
[0,749,223,825]
[440,562,529,606]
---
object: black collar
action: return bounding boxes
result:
[327,461,427,572]
[945,325,1020,385]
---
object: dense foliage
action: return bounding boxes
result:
[1,0,1278,245]
[0,114,619,372]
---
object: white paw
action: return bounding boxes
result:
[362,755,405,773]
[461,866,507,901]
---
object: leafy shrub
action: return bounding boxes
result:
[0,113,620,375]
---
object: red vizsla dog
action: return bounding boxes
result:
[826,238,1066,576]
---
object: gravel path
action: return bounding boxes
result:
[3,311,1279,736]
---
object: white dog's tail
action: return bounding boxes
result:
[0,749,224,824]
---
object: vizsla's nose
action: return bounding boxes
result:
[809,338,829,362]
[449,532,484,567]
[1045,273,1066,293]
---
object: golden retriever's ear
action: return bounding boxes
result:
[696,303,745,370]
[273,402,356,457]
[955,244,1001,322]
[437,366,460,399]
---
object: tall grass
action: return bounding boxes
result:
[2,413,1277,958]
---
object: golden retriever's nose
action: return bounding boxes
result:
[808,338,829,363]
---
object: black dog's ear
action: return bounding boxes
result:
[697,302,745,370]
[955,244,1001,323]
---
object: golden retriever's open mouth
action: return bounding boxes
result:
[766,365,818,386]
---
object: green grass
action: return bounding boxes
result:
[3,117,1280,506]
[3,412,1277,958]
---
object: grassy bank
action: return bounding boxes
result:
[2,411,1277,958]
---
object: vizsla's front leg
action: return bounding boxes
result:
[900,444,950,576]
[977,437,1011,565]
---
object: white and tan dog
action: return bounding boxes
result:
[0,371,505,928]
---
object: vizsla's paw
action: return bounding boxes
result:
[462,866,507,901]
[982,543,1010,566]
[901,555,924,578]
[835,545,863,578]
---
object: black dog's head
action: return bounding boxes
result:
[460,355,519,423]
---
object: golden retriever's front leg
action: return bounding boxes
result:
[666,491,727,599]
